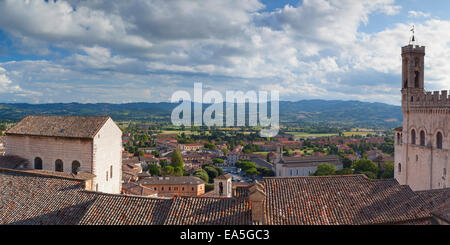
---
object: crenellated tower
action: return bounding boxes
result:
[401,44,425,110]
[395,34,450,191]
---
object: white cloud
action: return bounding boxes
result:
[0,0,448,105]
[408,10,431,18]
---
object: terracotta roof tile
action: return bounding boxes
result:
[164,196,251,225]
[262,175,434,225]
[6,115,110,139]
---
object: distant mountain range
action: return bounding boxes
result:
[0,100,402,129]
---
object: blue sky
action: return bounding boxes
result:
[0,0,449,105]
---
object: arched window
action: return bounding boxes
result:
[34,157,43,170]
[397,133,401,145]
[55,159,64,172]
[398,163,401,173]
[72,161,80,174]
[219,182,224,195]
[437,132,443,149]
[420,130,425,146]
[411,129,416,145]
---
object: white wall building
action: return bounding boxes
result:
[275,154,342,177]
[5,115,122,194]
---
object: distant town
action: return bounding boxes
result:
[0,120,396,197]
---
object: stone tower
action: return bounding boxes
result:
[394,39,450,191]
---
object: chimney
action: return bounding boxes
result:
[81,179,94,191]
[248,181,266,225]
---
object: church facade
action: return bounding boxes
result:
[394,42,449,191]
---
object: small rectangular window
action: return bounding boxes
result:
[110,165,113,178]
[106,171,108,181]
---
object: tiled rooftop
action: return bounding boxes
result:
[415,188,450,223]
[163,196,251,225]
[79,193,172,225]
[1,168,447,225]
[6,115,110,139]
[0,170,95,225]
[262,175,436,225]
[0,169,245,225]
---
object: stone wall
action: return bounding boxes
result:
[395,99,449,191]
[5,135,93,173]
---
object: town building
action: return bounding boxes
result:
[275,155,342,177]
[274,147,342,177]
[4,115,122,194]
[137,176,205,197]
[394,41,449,191]
[121,182,158,197]
[122,157,142,183]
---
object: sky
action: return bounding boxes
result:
[0,0,450,105]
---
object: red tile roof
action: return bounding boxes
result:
[6,115,110,139]
[262,175,437,225]
[163,196,251,225]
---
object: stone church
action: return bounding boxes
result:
[394,41,449,191]
[5,115,122,194]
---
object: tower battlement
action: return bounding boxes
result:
[401,44,425,54]
[408,90,450,108]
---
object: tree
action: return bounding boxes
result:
[194,169,209,183]
[381,161,394,179]
[257,167,275,177]
[162,166,174,176]
[159,159,167,168]
[170,149,184,169]
[151,150,159,157]
[313,163,337,176]
[148,164,160,176]
[204,142,216,150]
[205,183,214,192]
[174,166,184,176]
[204,166,219,182]
[245,167,259,177]
[216,166,223,176]
[361,171,377,179]
[212,158,224,165]
[352,159,378,176]
[335,168,354,175]
[342,157,353,168]
[134,150,145,156]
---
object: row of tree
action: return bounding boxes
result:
[312,159,394,179]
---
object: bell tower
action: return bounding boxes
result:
[401,26,425,109]
[401,45,425,91]
[401,26,425,92]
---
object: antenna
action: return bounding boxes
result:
[409,25,416,45]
